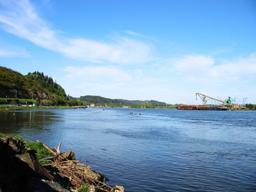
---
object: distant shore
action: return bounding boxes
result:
[0,104,178,112]
[1,104,256,112]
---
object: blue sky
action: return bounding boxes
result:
[0,0,255,103]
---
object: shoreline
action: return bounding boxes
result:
[0,105,87,112]
[0,135,124,192]
[0,105,255,112]
[0,105,176,112]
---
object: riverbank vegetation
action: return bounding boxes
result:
[245,104,256,110]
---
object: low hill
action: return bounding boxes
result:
[0,66,169,108]
[0,66,66,99]
[80,95,167,107]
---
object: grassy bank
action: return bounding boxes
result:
[0,133,53,165]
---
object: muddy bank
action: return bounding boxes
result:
[0,136,124,192]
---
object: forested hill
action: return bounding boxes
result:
[80,95,167,107]
[26,72,66,98]
[0,66,66,99]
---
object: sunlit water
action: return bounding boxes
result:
[0,108,256,192]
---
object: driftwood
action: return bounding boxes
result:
[56,142,62,154]
[43,142,62,156]
[43,143,57,155]
[43,143,124,192]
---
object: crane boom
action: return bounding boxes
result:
[195,93,227,105]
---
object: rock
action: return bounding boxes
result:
[0,138,54,192]
[41,180,70,192]
[16,152,37,170]
[29,177,60,192]
[16,152,54,180]
[4,137,26,154]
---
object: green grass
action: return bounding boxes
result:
[0,133,23,140]
[24,140,53,165]
[77,183,90,192]
[0,134,54,165]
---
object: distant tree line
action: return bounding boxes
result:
[245,104,256,110]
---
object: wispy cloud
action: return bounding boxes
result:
[62,66,133,97]
[65,66,132,82]
[0,48,29,57]
[62,65,174,101]
[124,30,145,37]
[0,0,155,64]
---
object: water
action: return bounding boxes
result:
[0,108,256,192]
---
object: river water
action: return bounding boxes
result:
[0,108,256,192]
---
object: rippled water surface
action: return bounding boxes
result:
[0,108,256,192]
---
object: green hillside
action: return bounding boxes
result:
[0,66,66,100]
[26,71,66,98]
[0,66,171,108]
[80,95,168,108]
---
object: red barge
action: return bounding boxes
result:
[176,104,229,110]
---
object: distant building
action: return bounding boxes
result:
[89,103,95,107]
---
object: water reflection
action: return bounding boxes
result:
[0,110,62,133]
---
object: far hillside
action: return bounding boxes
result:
[80,95,169,108]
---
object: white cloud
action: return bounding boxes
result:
[61,53,256,102]
[65,66,132,82]
[0,0,154,64]
[62,65,174,100]
[172,53,256,81]
[210,53,256,78]
[62,66,133,97]
[174,55,214,72]
[0,48,29,57]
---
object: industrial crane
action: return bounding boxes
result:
[195,93,232,105]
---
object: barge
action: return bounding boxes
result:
[176,104,229,110]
